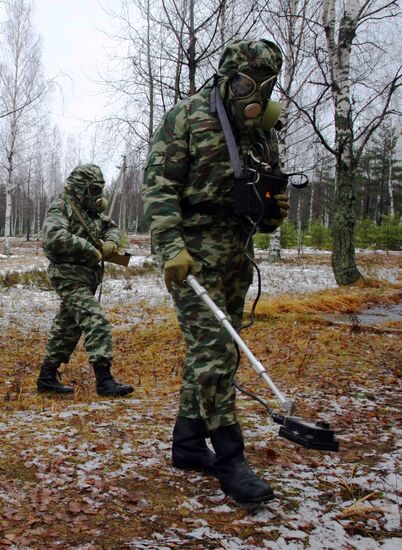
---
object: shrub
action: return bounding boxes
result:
[375,215,402,250]
[0,270,52,289]
[306,221,332,249]
[280,221,297,248]
[253,232,270,249]
[355,218,376,249]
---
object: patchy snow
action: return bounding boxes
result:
[251,262,337,296]
[0,384,400,549]
[1,243,401,334]
[0,240,401,548]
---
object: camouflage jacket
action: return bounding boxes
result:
[142,84,280,263]
[42,194,120,282]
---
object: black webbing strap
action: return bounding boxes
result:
[181,200,233,217]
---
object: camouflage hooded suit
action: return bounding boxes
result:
[42,164,120,367]
[143,40,283,431]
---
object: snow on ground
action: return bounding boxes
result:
[0,240,401,548]
[1,243,401,333]
[0,393,400,549]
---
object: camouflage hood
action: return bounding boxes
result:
[215,39,283,134]
[65,164,105,203]
[217,39,282,81]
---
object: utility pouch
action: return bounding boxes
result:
[210,84,308,228]
[233,169,288,221]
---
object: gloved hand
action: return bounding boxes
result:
[164,248,196,293]
[264,194,290,227]
[91,248,103,265]
[275,194,290,218]
[102,240,119,259]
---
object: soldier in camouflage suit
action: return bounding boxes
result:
[143,40,289,505]
[37,164,134,398]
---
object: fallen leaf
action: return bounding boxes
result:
[68,501,82,514]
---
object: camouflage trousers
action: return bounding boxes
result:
[171,223,253,431]
[44,274,112,367]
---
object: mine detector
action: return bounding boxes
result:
[186,274,339,452]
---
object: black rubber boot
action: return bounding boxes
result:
[172,417,216,474]
[37,361,74,394]
[93,361,134,397]
[210,423,275,506]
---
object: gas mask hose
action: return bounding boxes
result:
[231,143,275,412]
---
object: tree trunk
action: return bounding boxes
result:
[361,180,370,219]
[268,0,304,261]
[387,157,395,217]
[323,0,363,285]
[120,156,127,233]
[187,0,196,96]
[331,164,361,284]
[268,227,281,261]
[26,160,31,241]
[309,177,314,223]
[146,0,154,139]
[36,196,40,239]
[3,189,12,255]
[296,196,303,257]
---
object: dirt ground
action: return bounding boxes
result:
[0,240,401,549]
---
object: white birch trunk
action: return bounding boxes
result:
[268,228,281,261]
[31,199,36,238]
[269,0,300,261]
[3,190,12,255]
[36,196,41,239]
[323,0,362,284]
[309,179,314,224]
[296,197,303,257]
[387,153,395,217]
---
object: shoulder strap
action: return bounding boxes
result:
[64,193,101,250]
[210,85,243,179]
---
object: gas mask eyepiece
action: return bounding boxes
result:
[87,182,104,197]
[229,72,276,101]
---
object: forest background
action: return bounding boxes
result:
[0,0,401,280]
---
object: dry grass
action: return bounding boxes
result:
[252,279,401,318]
[0,282,401,548]
[1,281,400,415]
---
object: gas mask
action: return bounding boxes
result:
[83,182,108,214]
[228,72,282,133]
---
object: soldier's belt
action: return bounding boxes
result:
[182,202,234,218]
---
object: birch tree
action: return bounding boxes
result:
[290,0,401,284]
[0,0,48,254]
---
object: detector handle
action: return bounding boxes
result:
[186,275,295,414]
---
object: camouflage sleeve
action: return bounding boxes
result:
[142,103,190,263]
[101,216,121,245]
[42,202,99,262]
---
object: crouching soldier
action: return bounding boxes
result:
[37,163,134,398]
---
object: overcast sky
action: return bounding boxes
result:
[32,0,113,131]
[29,0,122,178]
